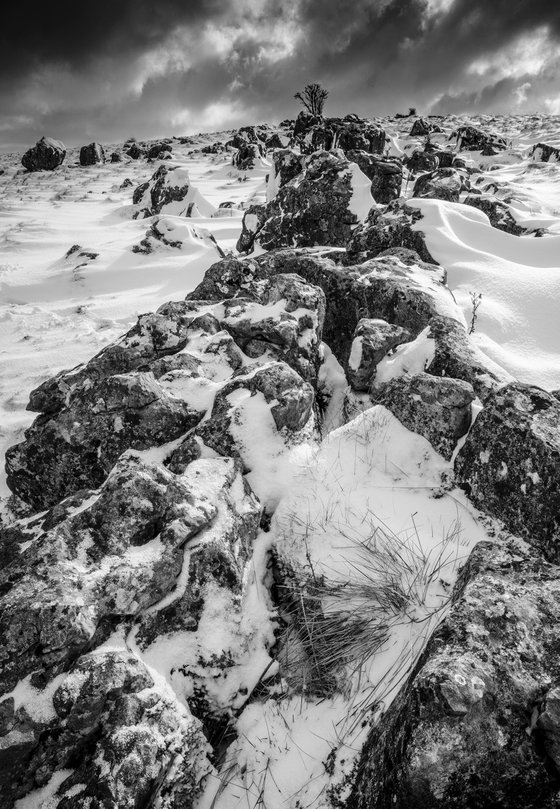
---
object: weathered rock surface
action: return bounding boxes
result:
[464,194,525,235]
[148,140,173,159]
[455,383,560,562]
[236,203,267,253]
[267,149,306,196]
[372,372,475,459]
[453,125,507,154]
[346,201,437,264]
[292,113,387,156]
[346,150,403,203]
[350,539,560,809]
[403,149,439,175]
[21,136,66,171]
[132,164,215,219]
[232,141,264,170]
[529,142,560,162]
[409,117,431,137]
[348,318,411,391]
[412,168,464,202]
[79,142,105,166]
[239,151,371,251]
[125,142,146,159]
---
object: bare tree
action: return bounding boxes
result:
[294,83,329,116]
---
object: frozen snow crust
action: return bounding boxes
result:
[1,112,560,808]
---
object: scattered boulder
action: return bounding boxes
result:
[125,142,146,159]
[21,136,66,171]
[265,132,285,150]
[350,539,560,809]
[403,149,439,175]
[372,372,475,459]
[79,142,105,166]
[346,201,437,264]
[232,141,264,170]
[412,167,464,202]
[464,194,525,235]
[347,319,411,391]
[529,142,560,163]
[346,150,403,203]
[111,151,123,162]
[132,164,215,218]
[455,383,560,562]
[148,141,173,159]
[235,203,267,253]
[453,125,507,154]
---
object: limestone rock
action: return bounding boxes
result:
[412,168,464,202]
[372,372,475,459]
[79,142,105,166]
[21,136,66,171]
[132,164,215,219]
[346,149,403,203]
[453,125,507,153]
[455,383,560,562]
[464,194,525,235]
[346,201,437,264]
[348,319,411,391]
[529,142,560,162]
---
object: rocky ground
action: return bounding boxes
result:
[0,112,560,808]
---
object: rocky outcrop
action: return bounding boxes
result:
[350,539,560,809]
[372,372,475,459]
[455,383,560,562]
[529,142,560,162]
[403,149,439,175]
[291,112,387,156]
[464,194,525,235]
[346,201,437,264]
[267,149,306,196]
[346,150,403,203]
[347,319,411,391]
[7,273,324,509]
[238,151,371,251]
[132,164,215,218]
[125,142,146,159]
[148,141,173,159]
[409,117,430,137]
[191,248,458,369]
[79,142,105,166]
[412,168,464,202]
[21,137,66,171]
[236,203,267,253]
[232,141,264,170]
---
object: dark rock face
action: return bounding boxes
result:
[412,168,464,202]
[463,194,525,235]
[346,150,403,203]
[265,132,285,150]
[235,203,267,254]
[403,149,439,175]
[350,539,560,809]
[21,136,66,171]
[347,319,411,391]
[372,372,475,459]
[6,371,202,510]
[425,315,510,401]
[455,383,560,562]
[79,142,105,166]
[453,125,507,153]
[111,151,123,162]
[529,142,560,162]
[232,141,264,170]
[409,117,430,137]
[243,151,370,251]
[125,142,146,159]
[190,248,456,370]
[269,148,306,191]
[291,112,387,156]
[346,201,437,264]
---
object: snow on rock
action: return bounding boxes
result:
[132,215,225,256]
[21,136,66,171]
[132,164,216,219]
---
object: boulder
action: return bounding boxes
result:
[409,117,430,137]
[412,168,464,202]
[372,372,475,459]
[455,383,560,562]
[267,149,306,198]
[529,142,560,163]
[464,194,525,235]
[232,141,264,170]
[348,319,411,391]
[241,151,371,251]
[346,150,403,203]
[403,149,439,174]
[350,539,560,809]
[346,201,437,264]
[21,136,66,171]
[132,164,215,218]
[125,142,146,159]
[236,203,267,253]
[265,132,285,150]
[453,125,507,153]
[148,141,173,159]
[79,142,105,166]
[111,151,123,162]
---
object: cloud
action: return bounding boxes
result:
[1,0,560,150]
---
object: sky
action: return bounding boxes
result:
[1,0,559,151]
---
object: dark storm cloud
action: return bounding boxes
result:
[1,0,560,150]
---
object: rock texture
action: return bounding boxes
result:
[453,125,507,154]
[132,165,214,218]
[455,383,560,562]
[346,150,403,203]
[464,194,525,235]
[350,539,560,809]
[412,168,464,202]
[346,201,437,264]
[348,319,411,391]
[79,142,105,166]
[21,137,66,171]
[529,142,560,162]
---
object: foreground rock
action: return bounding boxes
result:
[79,142,105,165]
[412,167,464,202]
[21,136,66,171]
[347,319,411,390]
[455,383,560,562]
[452,125,507,154]
[346,150,403,203]
[350,539,560,809]
[237,150,371,253]
[464,194,525,235]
